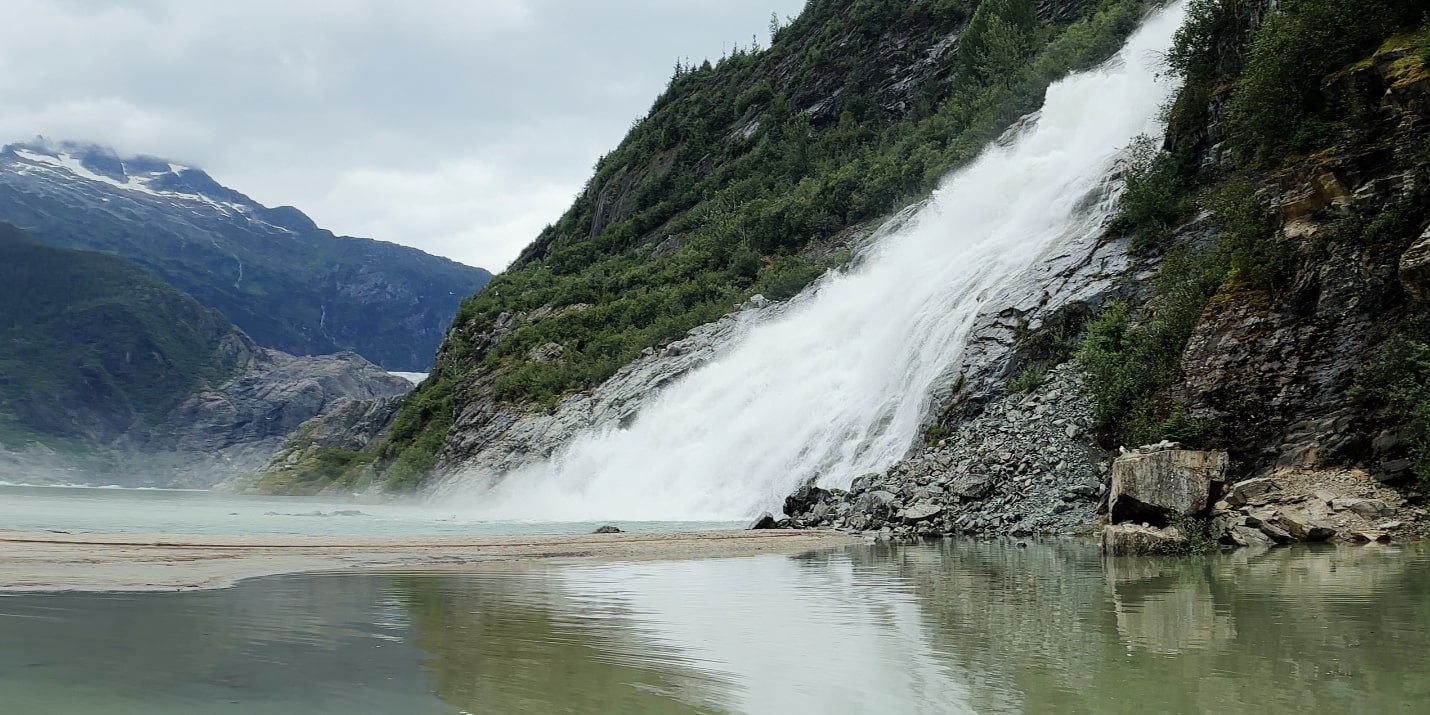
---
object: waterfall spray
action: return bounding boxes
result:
[444,2,1189,521]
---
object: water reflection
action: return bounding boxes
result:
[1,541,1427,714]
[399,556,973,714]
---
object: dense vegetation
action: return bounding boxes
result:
[1074,0,1429,466]
[366,0,1164,489]
[0,222,239,445]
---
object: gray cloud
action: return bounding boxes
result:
[0,0,806,270]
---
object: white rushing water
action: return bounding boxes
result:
[446,2,1188,522]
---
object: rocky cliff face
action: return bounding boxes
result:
[130,348,413,488]
[0,140,491,370]
[225,394,408,495]
[1174,37,1430,481]
[3,337,413,489]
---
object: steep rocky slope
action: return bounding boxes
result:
[0,140,491,371]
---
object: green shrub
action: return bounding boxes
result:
[1356,327,1430,494]
[1204,180,1291,292]
[1165,514,1220,555]
[1226,0,1423,162]
[1076,240,1229,448]
[1107,136,1197,249]
[1009,363,1048,394]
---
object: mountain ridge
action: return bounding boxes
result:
[0,139,492,371]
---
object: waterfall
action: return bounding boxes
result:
[445,2,1188,522]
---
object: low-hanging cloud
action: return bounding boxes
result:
[0,0,806,271]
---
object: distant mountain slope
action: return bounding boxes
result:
[0,140,492,371]
[0,222,416,487]
[0,221,240,442]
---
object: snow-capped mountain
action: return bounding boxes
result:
[0,139,491,371]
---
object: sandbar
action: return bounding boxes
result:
[0,528,861,593]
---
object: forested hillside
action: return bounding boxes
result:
[0,221,241,445]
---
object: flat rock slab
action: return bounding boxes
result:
[1226,477,1281,506]
[1101,523,1184,556]
[902,502,944,524]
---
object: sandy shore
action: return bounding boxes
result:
[0,528,861,593]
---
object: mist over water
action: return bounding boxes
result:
[444,3,1188,522]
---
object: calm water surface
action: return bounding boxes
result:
[0,485,737,536]
[1,540,1427,714]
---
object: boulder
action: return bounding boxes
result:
[592,525,623,534]
[1345,530,1390,543]
[1101,524,1184,556]
[903,502,944,524]
[1225,477,1281,506]
[747,513,780,530]
[854,490,898,518]
[1277,509,1336,542]
[1347,499,1393,520]
[1257,521,1295,543]
[1109,449,1229,523]
[948,473,994,499]
[1229,525,1274,548]
[848,472,878,494]
[783,483,829,518]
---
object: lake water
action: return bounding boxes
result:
[1,539,1426,714]
[0,485,738,536]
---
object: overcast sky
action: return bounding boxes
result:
[0,0,807,271]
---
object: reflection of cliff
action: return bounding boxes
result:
[871,540,1430,714]
[395,557,977,715]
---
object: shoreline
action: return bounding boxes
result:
[0,528,862,594]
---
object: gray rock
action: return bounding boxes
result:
[949,473,994,499]
[1347,499,1392,519]
[592,525,623,534]
[528,342,566,363]
[1257,521,1295,543]
[903,502,944,523]
[849,472,878,494]
[1230,525,1274,548]
[1109,449,1228,523]
[747,513,780,530]
[1278,509,1336,542]
[1225,477,1281,506]
[1101,523,1184,556]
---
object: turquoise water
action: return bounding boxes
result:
[1,540,1427,714]
[0,485,740,536]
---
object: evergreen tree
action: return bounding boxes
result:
[955,0,1039,87]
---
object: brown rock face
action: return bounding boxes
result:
[1399,227,1430,301]
[1109,449,1229,524]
